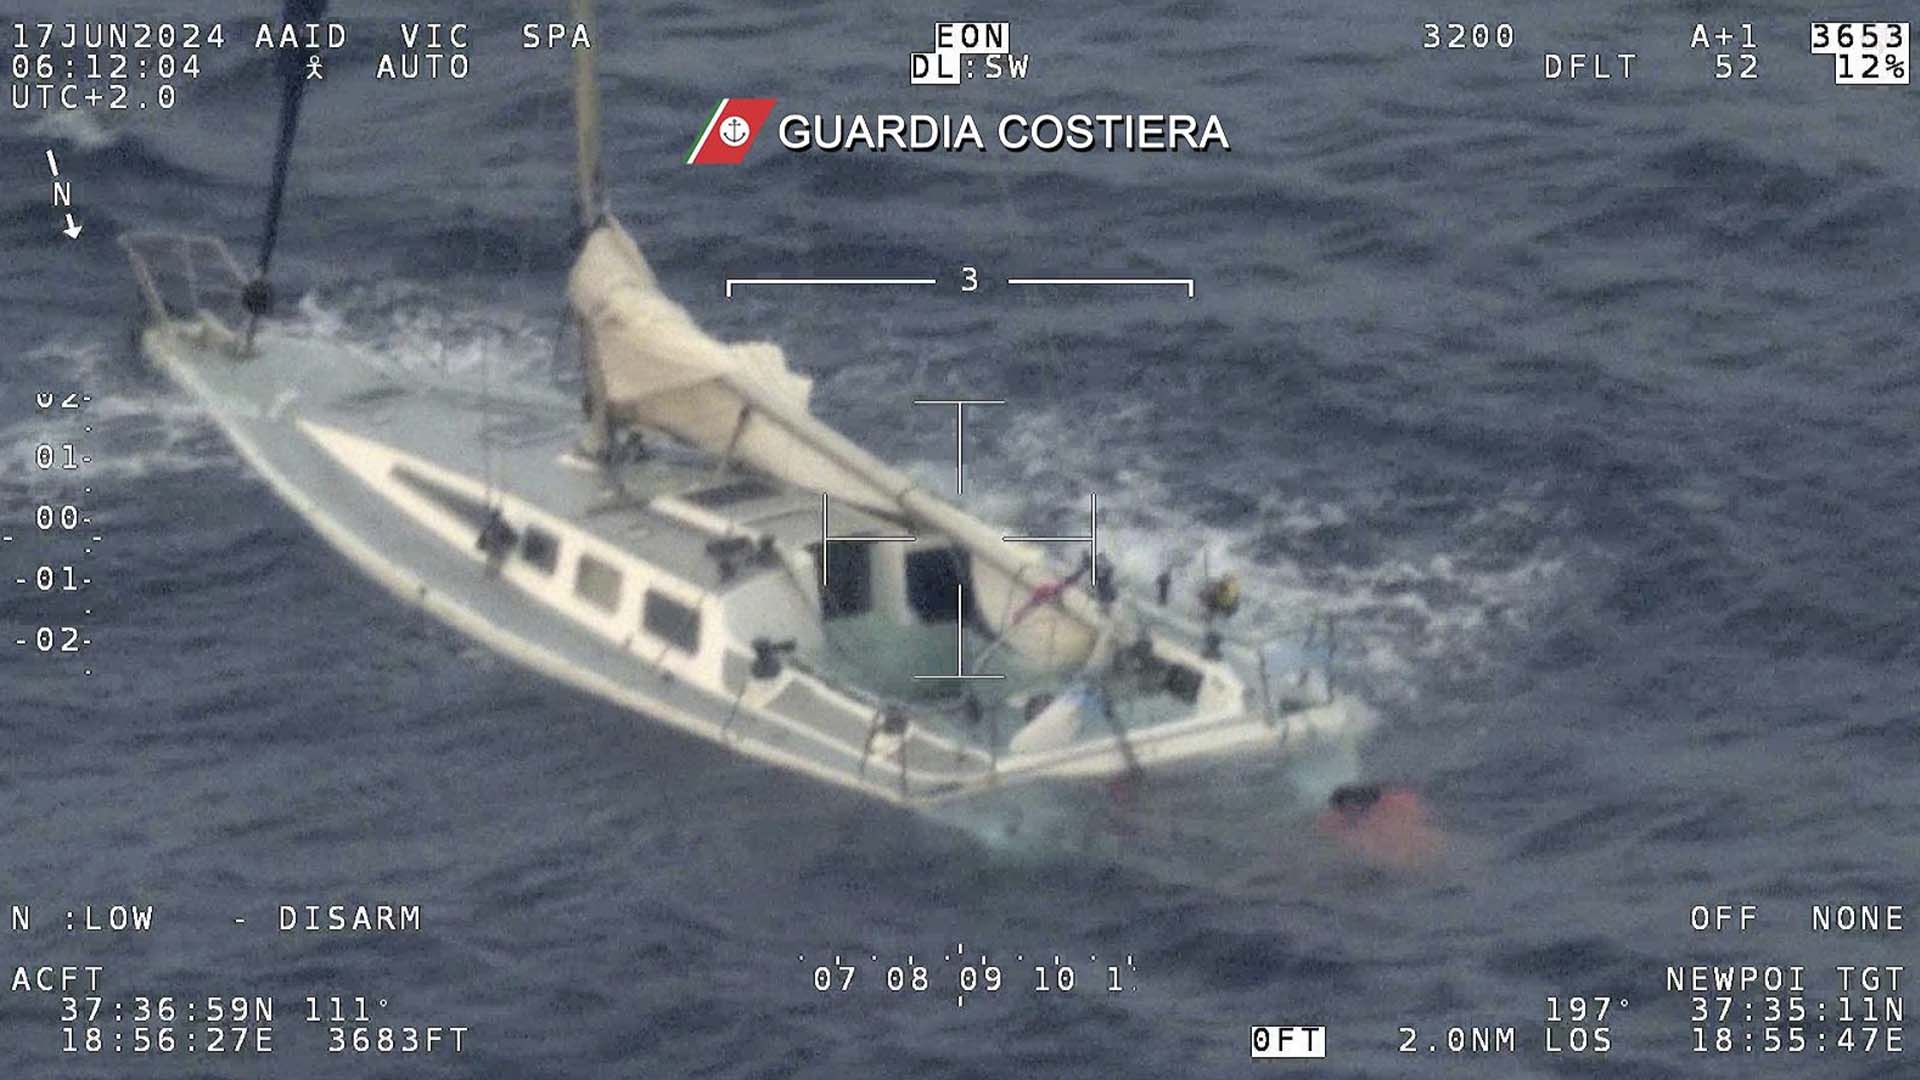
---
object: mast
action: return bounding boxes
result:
[570,0,604,230]
[568,0,613,459]
[245,0,330,350]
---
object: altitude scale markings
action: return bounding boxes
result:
[1006,276,1193,299]
[726,273,1196,299]
[725,277,938,299]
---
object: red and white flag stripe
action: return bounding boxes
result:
[686,98,778,165]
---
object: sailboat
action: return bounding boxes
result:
[117,1,1372,809]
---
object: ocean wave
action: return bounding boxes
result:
[0,338,233,483]
[281,286,567,387]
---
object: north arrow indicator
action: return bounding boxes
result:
[46,147,82,239]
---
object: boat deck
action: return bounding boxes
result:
[122,231,1375,808]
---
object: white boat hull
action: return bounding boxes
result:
[123,233,1374,813]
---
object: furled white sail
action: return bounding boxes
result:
[568,219,813,449]
[567,216,1104,667]
[566,219,903,514]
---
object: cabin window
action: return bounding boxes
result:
[813,540,872,619]
[519,526,558,574]
[642,590,702,653]
[573,554,622,613]
[906,548,976,625]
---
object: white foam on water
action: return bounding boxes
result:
[8,280,562,486]
[0,338,233,484]
[30,110,116,150]
[5,285,564,488]
[931,405,1573,713]
[284,288,560,387]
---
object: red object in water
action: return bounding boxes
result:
[1317,784,1443,869]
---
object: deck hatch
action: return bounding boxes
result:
[642,590,701,653]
